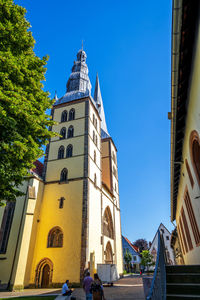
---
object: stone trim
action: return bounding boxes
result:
[35,257,53,288]
[80,100,89,282]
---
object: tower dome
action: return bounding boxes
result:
[77,49,87,62]
[55,49,92,104]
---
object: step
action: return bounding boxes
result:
[167,273,200,284]
[167,283,200,295]
[167,294,200,300]
[166,265,200,274]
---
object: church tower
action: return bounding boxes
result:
[0,49,123,289]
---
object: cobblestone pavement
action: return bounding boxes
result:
[0,288,60,298]
[0,276,145,300]
[72,276,145,300]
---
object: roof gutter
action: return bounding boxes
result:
[170,0,183,221]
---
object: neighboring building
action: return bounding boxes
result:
[149,224,175,265]
[122,236,141,272]
[170,0,200,265]
[0,49,123,290]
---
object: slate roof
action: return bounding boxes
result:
[54,49,110,139]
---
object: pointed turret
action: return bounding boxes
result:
[94,74,109,138]
[54,91,58,101]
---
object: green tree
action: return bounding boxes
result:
[0,0,56,203]
[141,250,155,272]
[124,249,132,273]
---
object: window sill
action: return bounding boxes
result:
[59,181,69,184]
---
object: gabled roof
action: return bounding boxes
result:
[122,236,139,253]
[31,160,44,178]
[150,223,172,249]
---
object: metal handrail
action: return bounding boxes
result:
[146,230,166,300]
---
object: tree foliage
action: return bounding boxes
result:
[133,238,148,252]
[124,249,132,272]
[141,250,155,271]
[124,249,132,265]
[0,0,56,203]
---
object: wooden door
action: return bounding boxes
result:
[41,264,50,288]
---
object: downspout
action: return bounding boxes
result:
[170,0,183,221]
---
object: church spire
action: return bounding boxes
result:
[55,49,91,105]
[94,74,109,138]
[54,91,58,101]
[66,49,91,94]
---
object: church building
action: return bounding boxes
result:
[0,49,123,289]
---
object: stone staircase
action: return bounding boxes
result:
[166,265,200,300]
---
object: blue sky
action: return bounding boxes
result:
[17,0,173,243]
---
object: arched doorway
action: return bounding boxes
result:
[105,241,113,264]
[35,258,53,288]
[41,264,50,288]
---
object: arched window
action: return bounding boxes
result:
[94,150,96,163]
[190,130,200,184]
[66,144,73,158]
[67,126,74,138]
[60,127,66,139]
[58,146,64,159]
[61,110,67,122]
[60,168,68,182]
[113,167,116,177]
[94,173,97,186]
[47,227,63,248]
[93,114,95,125]
[69,108,75,121]
[95,135,98,147]
[103,207,114,239]
[112,151,116,164]
[93,131,95,143]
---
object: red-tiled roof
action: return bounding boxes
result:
[31,160,44,177]
[123,236,139,253]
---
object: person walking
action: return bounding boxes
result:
[83,271,93,300]
[91,273,105,300]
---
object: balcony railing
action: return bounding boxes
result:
[146,230,166,300]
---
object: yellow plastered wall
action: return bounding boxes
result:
[29,181,83,284]
[176,23,200,264]
[29,101,87,284]
[46,156,84,182]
